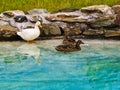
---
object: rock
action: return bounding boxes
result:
[90,18,115,28]
[3,12,14,17]
[1,13,36,30]
[1,10,25,18]
[14,15,28,23]
[27,8,49,15]
[52,8,79,13]
[27,15,43,23]
[64,23,85,35]
[54,21,67,29]
[46,10,89,23]
[41,23,61,36]
[83,29,104,35]
[27,9,50,24]
[112,5,120,14]
[29,15,39,23]
[0,10,26,27]
[81,5,114,14]
[58,23,88,36]
[114,14,120,26]
[0,25,18,40]
[81,5,115,28]
[104,29,120,37]
[69,26,82,35]
[9,17,34,30]
[79,23,89,32]
[0,20,9,26]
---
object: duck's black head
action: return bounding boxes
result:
[75,40,84,49]
[77,40,84,44]
[76,40,84,47]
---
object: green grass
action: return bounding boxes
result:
[0,0,120,13]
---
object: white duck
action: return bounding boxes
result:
[17,20,42,43]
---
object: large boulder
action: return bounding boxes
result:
[0,10,30,30]
[0,25,18,40]
[0,10,25,20]
[46,10,89,23]
[81,5,114,14]
[112,5,120,14]
[113,14,120,26]
[81,5,115,28]
[13,15,28,23]
[112,5,120,26]
[63,23,88,35]
[41,23,62,36]
[104,29,120,37]
[27,8,49,15]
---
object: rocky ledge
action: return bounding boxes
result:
[0,5,120,41]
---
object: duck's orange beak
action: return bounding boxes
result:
[38,24,42,28]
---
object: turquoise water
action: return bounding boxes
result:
[0,40,120,90]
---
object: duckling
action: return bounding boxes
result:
[55,40,84,52]
[63,30,76,47]
[17,20,42,43]
[63,35,76,46]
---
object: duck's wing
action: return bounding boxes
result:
[17,28,34,36]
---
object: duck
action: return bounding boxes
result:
[17,20,42,43]
[55,40,84,52]
[63,34,76,47]
[63,30,76,47]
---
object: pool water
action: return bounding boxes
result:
[0,40,120,90]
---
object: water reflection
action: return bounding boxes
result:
[0,42,41,64]
[17,43,41,64]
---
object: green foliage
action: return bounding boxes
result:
[0,0,119,13]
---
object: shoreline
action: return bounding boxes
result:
[0,35,120,41]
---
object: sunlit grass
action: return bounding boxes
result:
[0,0,120,13]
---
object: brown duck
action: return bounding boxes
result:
[62,31,76,47]
[55,40,84,52]
[63,35,76,47]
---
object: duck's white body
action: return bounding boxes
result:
[17,21,41,41]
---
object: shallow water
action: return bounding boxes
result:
[0,40,120,90]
